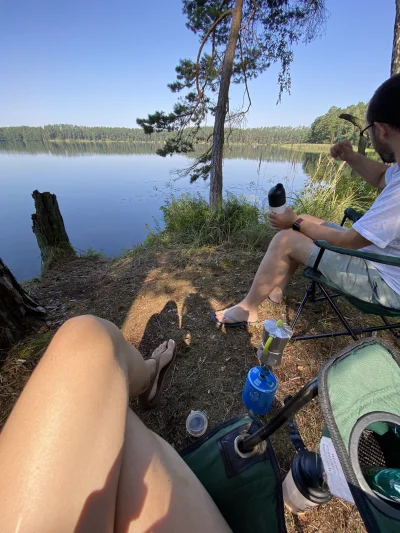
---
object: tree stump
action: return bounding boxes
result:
[32,190,76,268]
[0,258,47,349]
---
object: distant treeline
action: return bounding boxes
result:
[0,124,311,145]
[0,102,370,146]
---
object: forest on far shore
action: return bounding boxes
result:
[0,102,368,146]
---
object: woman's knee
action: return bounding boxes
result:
[50,315,123,358]
[56,315,105,339]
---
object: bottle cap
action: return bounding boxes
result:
[186,410,208,437]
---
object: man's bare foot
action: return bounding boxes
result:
[268,287,283,305]
[147,339,176,401]
[214,304,258,324]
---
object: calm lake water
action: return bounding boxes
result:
[0,142,319,280]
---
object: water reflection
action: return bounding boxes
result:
[0,142,321,280]
[0,140,326,163]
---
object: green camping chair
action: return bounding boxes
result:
[291,207,400,341]
[181,338,400,533]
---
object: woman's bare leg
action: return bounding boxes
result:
[216,229,315,323]
[0,315,231,533]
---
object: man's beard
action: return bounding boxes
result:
[373,139,396,163]
[379,151,396,164]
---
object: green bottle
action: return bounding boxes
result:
[363,468,400,504]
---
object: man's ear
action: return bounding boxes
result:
[374,122,390,139]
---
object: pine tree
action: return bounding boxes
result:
[137,0,327,205]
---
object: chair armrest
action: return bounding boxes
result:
[314,240,400,267]
[344,207,364,223]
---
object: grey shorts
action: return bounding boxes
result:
[306,222,400,308]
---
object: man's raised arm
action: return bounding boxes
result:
[331,140,387,189]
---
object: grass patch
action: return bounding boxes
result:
[293,155,378,224]
[122,193,273,257]
[79,246,107,259]
[154,193,272,249]
[13,330,54,360]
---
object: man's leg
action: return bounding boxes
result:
[0,316,231,533]
[267,213,328,303]
[216,229,315,323]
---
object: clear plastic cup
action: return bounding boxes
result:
[186,410,208,437]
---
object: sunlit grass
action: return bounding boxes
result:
[292,155,378,224]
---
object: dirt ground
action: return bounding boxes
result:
[2,245,399,533]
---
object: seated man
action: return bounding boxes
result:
[212,74,400,327]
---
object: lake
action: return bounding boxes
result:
[0,142,321,280]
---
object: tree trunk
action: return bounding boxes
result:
[392,0,400,75]
[32,190,76,268]
[0,258,46,349]
[209,0,243,206]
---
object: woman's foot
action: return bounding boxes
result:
[214,304,258,325]
[148,340,176,401]
[138,340,176,409]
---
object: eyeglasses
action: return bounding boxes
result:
[360,123,374,139]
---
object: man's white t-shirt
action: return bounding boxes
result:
[353,163,400,295]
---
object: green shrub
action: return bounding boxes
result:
[79,246,106,259]
[156,193,272,249]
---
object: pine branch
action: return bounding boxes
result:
[195,9,233,99]
[240,0,259,31]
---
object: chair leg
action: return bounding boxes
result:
[381,316,400,338]
[292,283,359,342]
[293,321,400,341]
[316,283,359,341]
[291,282,314,330]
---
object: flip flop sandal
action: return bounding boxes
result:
[138,341,177,410]
[267,296,284,306]
[210,311,258,328]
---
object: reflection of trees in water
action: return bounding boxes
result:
[0,141,163,157]
[0,140,318,164]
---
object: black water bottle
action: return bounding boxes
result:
[268,183,286,214]
[282,450,332,514]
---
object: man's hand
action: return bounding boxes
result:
[330,139,355,162]
[268,207,298,230]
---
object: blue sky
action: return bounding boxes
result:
[0,0,396,128]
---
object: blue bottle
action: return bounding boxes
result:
[242,365,278,415]
[363,468,400,504]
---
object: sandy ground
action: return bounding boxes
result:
[3,246,399,532]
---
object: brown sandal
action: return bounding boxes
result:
[138,341,177,410]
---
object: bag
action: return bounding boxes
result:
[180,414,287,533]
[319,338,400,533]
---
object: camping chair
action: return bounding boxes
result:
[181,338,400,533]
[291,207,400,341]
